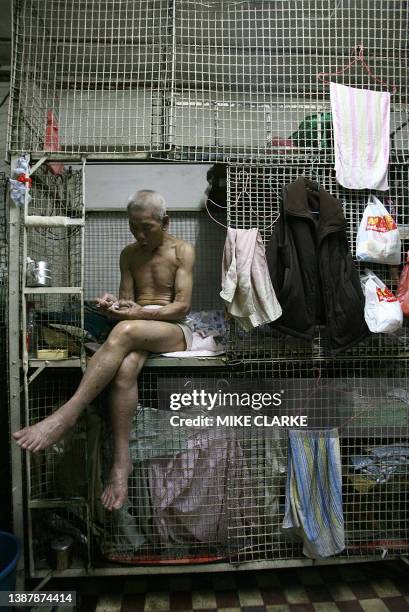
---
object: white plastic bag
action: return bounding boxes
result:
[361,269,402,333]
[356,195,401,265]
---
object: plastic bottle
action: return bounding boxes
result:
[26,308,38,358]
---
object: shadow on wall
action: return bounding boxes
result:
[192,164,227,311]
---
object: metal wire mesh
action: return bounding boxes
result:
[27,371,87,501]
[25,294,82,359]
[226,163,409,360]
[8,0,409,572]
[26,226,82,287]
[8,1,409,161]
[9,0,172,155]
[27,166,83,218]
[101,367,256,563]
[84,210,226,310]
[168,0,408,162]
[97,364,409,563]
[238,359,409,561]
[31,505,90,572]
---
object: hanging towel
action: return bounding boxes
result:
[282,428,345,559]
[220,227,282,331]
[330,83,390,191]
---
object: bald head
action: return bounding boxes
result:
[126,190,167,222]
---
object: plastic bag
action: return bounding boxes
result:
[397,251,409,317]
[361,269,402,333]
[356,195,401,265]
[9,155,32,208]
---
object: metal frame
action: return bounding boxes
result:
[8,155,25,589]
[6,0,409,585]
[9,156,409,581]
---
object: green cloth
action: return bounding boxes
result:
[291,112,333,149]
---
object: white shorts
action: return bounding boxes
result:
[142,305,193,350]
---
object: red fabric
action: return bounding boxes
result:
[397,252,409,316]
[16,174,32,187]
[270,138,294,154]
[45,110,64,175]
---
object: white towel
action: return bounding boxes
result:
[161,331,225,357]
[330,83,390,191]
[220,227,282,331]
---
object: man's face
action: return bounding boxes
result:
[128,209,168,251]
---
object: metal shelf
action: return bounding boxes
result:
[145,355,227,367]
[24,287,83,294]
[24,216,85,227]
[28,358,82,368]
[29,499,88,509]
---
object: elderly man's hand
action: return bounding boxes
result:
[96,293,118,311]
[107,301,143,320]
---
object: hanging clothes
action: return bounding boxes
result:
[265,177,369,355]
[282,428,345,560]
[220,227,282,331]
[148,428,255,547]
[330,83,390,191]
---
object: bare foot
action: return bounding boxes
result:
[101,459,133,511]
[12,411,73,453]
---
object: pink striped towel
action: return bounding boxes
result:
[330,83,390,191]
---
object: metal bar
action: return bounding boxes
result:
[144,356,227,368]
[29,500,88,509]
[24,217,85,227]
[8,155,25,590]
[80,158,86,372]
[27,358,82,368]
[21,154,35,580]
[24,363,47,388]
[27,555,390,578]
[23,287,83,294]
[28,156,48,177]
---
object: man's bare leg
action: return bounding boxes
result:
[13,320,185,452]
[101,350,147,511]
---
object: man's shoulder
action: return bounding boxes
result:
[120,243,138,259]
[172,237,194,257]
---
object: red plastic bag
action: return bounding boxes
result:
[397,252,409,316]
[45,110,64,176]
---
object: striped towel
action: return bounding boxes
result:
[330,83,390,191]
[282,428,345,559]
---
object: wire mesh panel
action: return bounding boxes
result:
[9,0,172,155]
[167,0,408,162]
[30,505,90,573]
[26,227,82,287]
[227,360,409,562]
[9,1,408,160]
[95,364,409,563]
[28,166,83,218]
[25,294,82,359]
[100,368,236,563]
[226,163,409,360]
[84,210,226,310]
[27,371,87,501]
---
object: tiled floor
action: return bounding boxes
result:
[43,560,409,611]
